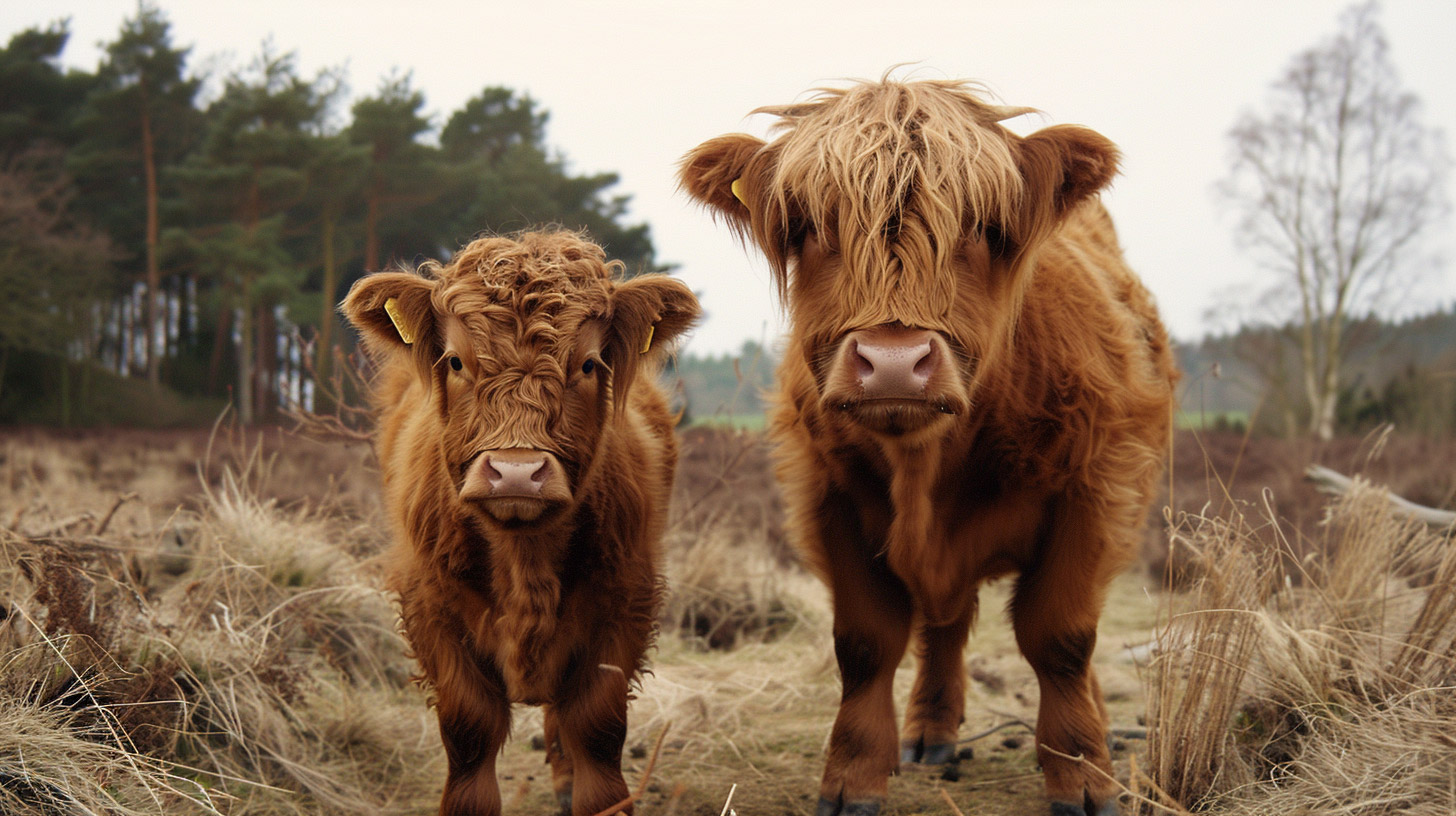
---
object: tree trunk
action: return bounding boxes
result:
[120,290,134,376]
[59,358,70,426]
[365,193,380,273]
[208,300,231,396]
[315,208,338,412]
[238,303,253,425]
[141,85,162,389]
[255,304,277,422]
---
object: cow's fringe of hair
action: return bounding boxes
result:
[753,79,1025,322]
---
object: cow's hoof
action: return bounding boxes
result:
[899,739,958,765]
[555,791,572,816]
[815,796,882,816]
[1050,797,1120,816]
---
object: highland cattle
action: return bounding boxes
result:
[343,230,699,816]
[680,79,1177,816]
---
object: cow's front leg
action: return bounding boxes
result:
[421,641,511,816]
[814,495,914,816]
[401,600,512,816]
[1011,508,1122,816]
[900,604,975,766]
[554,662,632,816]
[543,705,575,814]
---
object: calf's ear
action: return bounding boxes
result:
[340,271,439,371]
[604,275,702,409]
[1008,124,1119,252]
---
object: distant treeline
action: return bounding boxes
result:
[673,340,777,424]
[0,8,662,425]
[1179,308,1456,436]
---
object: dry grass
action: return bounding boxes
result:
[4,424,1452,816]
[0,429,442,815]
[1144,476,1456,814]
[0,424,1163,815]
[661,427,808,651]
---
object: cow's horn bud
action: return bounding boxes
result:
[985,104,1036,122]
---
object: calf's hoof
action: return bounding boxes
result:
[899,738,957,765]
[555,791,572,816]
[815,796,882,816]
[1050,795,1120,816]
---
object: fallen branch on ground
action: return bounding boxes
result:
[1305,464,1456,527]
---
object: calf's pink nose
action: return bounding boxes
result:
[461,448,563,504]
[483,451,549,497]
[853,333,936,399]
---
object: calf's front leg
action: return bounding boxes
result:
[423,641,512,816]
[554,662,633,816]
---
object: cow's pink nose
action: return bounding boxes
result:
[852,331,936,399]
[482,450,550,497]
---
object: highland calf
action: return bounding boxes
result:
[680,79,1177,816]
[342,230,699,816]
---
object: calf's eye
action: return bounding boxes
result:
[581,359,596,375]
[449,356,463,372]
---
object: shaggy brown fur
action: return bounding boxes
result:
[342,230,699,816]
[680,79,1177,816]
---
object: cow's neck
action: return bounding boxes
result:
[488,530,567,701]
[879,437,974,625]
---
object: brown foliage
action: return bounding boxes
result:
[1158,428,1456,583]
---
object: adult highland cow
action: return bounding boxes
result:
[680,79,1176,816]
[342,230,699,816]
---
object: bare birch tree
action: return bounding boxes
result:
[1221,1,1448,439]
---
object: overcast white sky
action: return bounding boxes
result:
[7,0,1455,355]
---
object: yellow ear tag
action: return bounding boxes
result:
[640,324,655,355]
[383,297,415,345]
[730,177,747,206]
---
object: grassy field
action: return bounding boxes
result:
[1,425,1453,814]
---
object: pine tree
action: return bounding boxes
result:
[173,44,339,422]
[438,87,662,274]
[70,3,202,388]
[347,73,443,274]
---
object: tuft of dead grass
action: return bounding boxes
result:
[1143,477,1456,815]
[661,427,808,651]
[0,432,439,815]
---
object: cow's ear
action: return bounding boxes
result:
[341,271,439,362]
[678,133,769,236]
[680,133,800,295]
[1008,124,1119,251]
[604,274,701,410]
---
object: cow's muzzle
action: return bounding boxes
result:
[460,448,571,523]
[822,325,966,434]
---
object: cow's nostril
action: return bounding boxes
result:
[913,345,936,379]
[852,340,875,379]
[530,460,549,484]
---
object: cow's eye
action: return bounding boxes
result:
[448,356,463,372]
[581,359,596,376]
